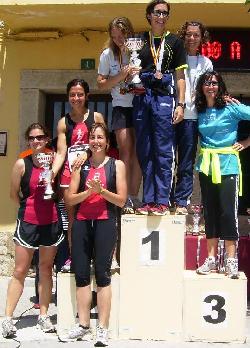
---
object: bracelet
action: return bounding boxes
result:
[99,187,105,195]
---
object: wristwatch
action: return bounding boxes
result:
[177,102,186,110]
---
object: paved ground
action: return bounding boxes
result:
[0,276,250,348]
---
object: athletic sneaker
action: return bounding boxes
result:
[149,204,170,216]
[175,206,188,215]
[95,326,109,347]
[226,258,239,279]
[131,197,142,210]
[36,315,55,333]
[196,257,217,275]
[111,258,120,270]
[60,324,92,342]
[61,257,72,273]
[135,203,154,215]
[121,197,134,214]
[1,317,17,338]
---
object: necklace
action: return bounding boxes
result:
[186,54,200,102]
[70,109,89,123]
[90,156,107,169]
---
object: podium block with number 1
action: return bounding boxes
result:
[119,215,185,341]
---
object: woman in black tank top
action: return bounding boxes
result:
[61,123,126,345]
[51,79,104,272]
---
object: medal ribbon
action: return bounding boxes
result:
[149,31,166,72]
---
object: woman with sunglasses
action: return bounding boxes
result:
[97,17,142,214]
[171,21,213,215]
[134,0,187,216]
[2,123,64,338]
[195,71,250,278]
[61,123,126,345]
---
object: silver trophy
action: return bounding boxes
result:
[125,37,144,87]
[36,152,54,200]
[191,204,202,235]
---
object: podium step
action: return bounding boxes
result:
[183,270,247,342]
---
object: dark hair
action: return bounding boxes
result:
[177,21,210,53]
[66,79,90,97]
[24,123,50,141]
[105,17,134,58]
[146,0,170,24]
[195,71,227,113]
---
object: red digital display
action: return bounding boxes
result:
[201,30,250,71]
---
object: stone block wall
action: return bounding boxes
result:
[0,231,15,276]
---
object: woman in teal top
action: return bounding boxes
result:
[194,71,250,279]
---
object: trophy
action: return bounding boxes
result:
[36,152,54,200]
[124,37,144,91]
[190,204,202,235]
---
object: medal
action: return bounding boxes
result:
[149,31,166,76]
[154,71,163,79]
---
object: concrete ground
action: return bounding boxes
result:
[0,276,250,348]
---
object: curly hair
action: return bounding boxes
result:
[195,71,227,113]
[146,0,170,24]
[177,21,210,53]
[103,17,134,58]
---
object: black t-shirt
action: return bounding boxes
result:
[138,31,187,73]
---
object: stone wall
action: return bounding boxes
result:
[0,230,15,276]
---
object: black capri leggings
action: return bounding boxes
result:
[71,218,117,287]
[199,173,239,241]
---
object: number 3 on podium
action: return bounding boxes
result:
[140,229,165,265]
[202,293,227,326]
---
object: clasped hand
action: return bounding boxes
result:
[86,178,103,194]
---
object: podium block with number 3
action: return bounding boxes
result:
[183,270,247,342]
[119,215,185,341]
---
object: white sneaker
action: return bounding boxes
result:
[2,317,17,338]
[196,257,217,275]
[36,315,55,333]
[61,258,72,273]
[226,258,239,279]
[111,259,119,270]
[95,325,109,347]
[60,324,92,342]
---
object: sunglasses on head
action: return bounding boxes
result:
[204,81,219,87]
[152,10,169,18]
[28,135,46,142]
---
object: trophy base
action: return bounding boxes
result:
[127,83,145,95]
[44,195,52,200]
[44,192,54,200]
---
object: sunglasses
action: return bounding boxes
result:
[152,10,169,18]
[203,81,219,87]
[28,135,47,142]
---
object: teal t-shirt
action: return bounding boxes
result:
[196,103,250,175]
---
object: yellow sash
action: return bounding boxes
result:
[199,147,242,196]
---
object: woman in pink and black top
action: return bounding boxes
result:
[62,123,127,345]
[51,79,104,271]
[2,123,64,339]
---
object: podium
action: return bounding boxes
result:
[183,270,247,342]
[119,215,185,341]
[57,272,120,339]
[56,215,247,343]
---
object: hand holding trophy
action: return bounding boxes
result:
[36,152,54,200]
[124,37,145,94]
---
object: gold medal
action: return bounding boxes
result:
[154,71,163,79]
